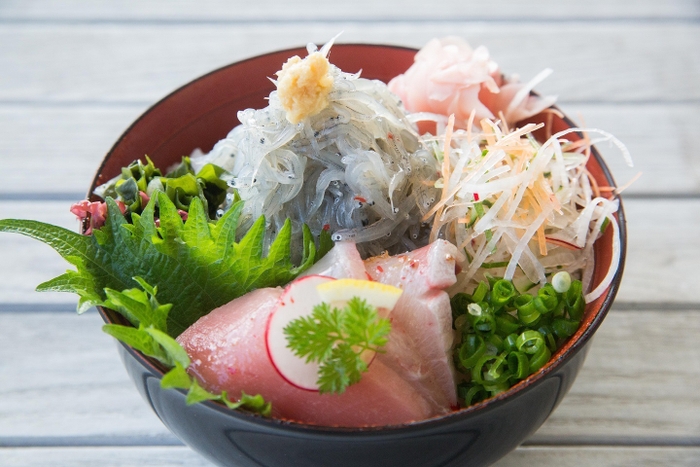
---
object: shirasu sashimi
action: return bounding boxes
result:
[191,40,441,259]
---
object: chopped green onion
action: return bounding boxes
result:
[495,313,521,336]
[467,303,496,334]
[552,271,572,293]
[491,279,517,306]
[552,318,580,339]
[472,281,489,303]
[468,303,483,316]
[459,384,487,406]
[528,344,551,373]
[537,284,559,313]
[507,351,529,380]
[537,324,558,352]
[503,333,519,352]
[450,292,471,322]
[566,280,585,321]
[472,353,509,386]
[487,333,504,351]
[514,295,540,325]
[486,352,508,381]
[458,334,487,369]
[452,275,585,408]
[516,330,545,355]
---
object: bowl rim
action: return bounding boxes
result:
[94,43,627,434]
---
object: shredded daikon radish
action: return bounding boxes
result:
[429,120,628,296]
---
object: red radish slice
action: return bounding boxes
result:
[266,275,335,391]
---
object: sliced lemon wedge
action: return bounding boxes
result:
[316,278,403,313]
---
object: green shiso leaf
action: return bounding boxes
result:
[0,191,317,337]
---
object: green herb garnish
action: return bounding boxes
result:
[451,273,584,407]
[96,156,229,220]
[0,192,319,337]
[283,297,391,394]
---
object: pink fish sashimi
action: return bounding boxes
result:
[364,239,460,412]
[176,287,434,427]
[300,241,368,280]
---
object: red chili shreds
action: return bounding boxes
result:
[545,237,582,250]
[354,196,367,203]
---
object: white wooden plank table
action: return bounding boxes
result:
[0,1,699,466]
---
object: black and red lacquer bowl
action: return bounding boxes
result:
[92,44,626,467]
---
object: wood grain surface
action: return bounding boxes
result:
[0,1,698,465]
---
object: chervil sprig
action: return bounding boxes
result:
[283,297,391,394]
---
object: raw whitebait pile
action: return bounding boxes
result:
[193,41,441,259]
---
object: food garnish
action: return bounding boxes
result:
[276,50,334,124]
[284,296,392,394]
[388,36,556,128]
[427,118,628,304]
[451,272,584,406]
[316,278,403,312]
[266,275,399,394]
[95,156,229,221]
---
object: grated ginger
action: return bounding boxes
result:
[275,51,334,124]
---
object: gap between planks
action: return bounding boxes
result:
[2,435,699,449]
[1,445,698,467]
[0,17,699,26]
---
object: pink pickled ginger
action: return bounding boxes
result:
[388,36,555,128]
